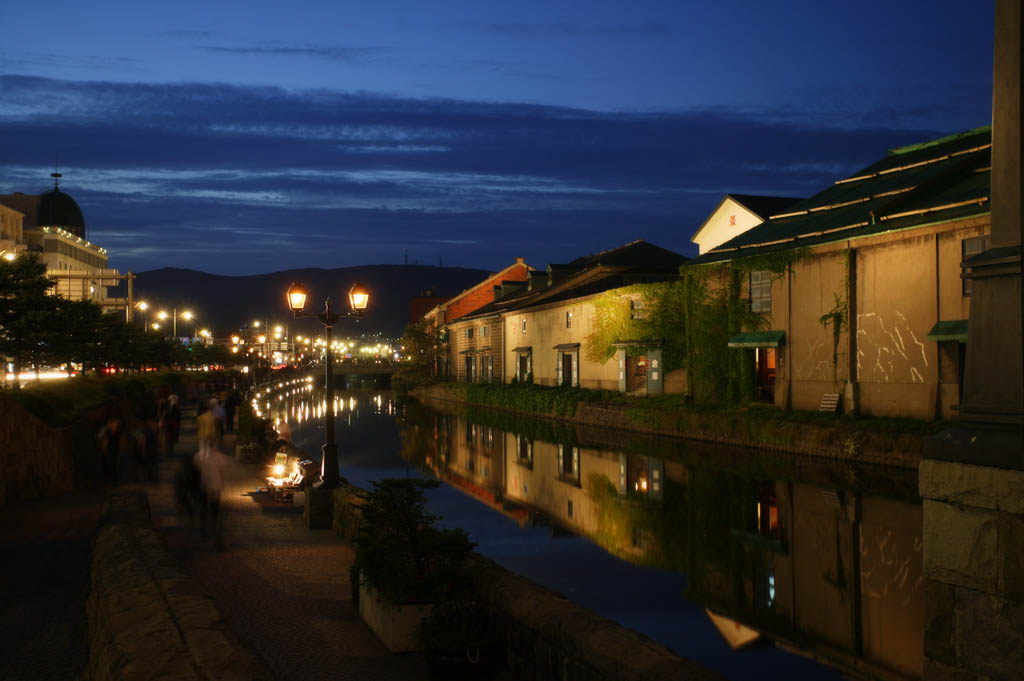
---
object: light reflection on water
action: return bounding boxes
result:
[262,384,924,681]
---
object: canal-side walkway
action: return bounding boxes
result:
[145,413,431,681]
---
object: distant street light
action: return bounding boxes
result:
[286,281,369,487]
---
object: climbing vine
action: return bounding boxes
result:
[680,249,810,405]
[584,281,686,371]
[817,248,851,391]
[582,249,810,406]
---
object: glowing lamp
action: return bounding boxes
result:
[348,283,370,312]
[287,282,308,312]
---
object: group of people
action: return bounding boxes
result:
[95,382,268,549]
[174,392,241,547]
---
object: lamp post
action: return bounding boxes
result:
[286,281,369,488]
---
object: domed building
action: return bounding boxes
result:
[0,173,124,312]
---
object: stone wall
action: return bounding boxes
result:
[331,485,727,681]
[919,459,1024,681]
[412,384,923,469]
[0,393,79,505]
[87,489,270,681]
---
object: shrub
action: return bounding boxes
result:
[353,478,475,604]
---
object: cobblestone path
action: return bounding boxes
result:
[146,416,431,681]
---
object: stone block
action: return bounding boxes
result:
[955,588,1024,681]
[920,459,1024,514]
[924,580,958,666]
[923,658,987,681]
[923,500,998,591]
[303,485,333,529]
[998,513,1024,600]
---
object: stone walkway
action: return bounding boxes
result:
[146,413,432,681]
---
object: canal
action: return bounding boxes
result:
[256,381,923,681]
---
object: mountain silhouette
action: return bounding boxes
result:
[114,264,489,339]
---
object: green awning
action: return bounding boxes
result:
[926,320,968,342]
[728,331,785,348]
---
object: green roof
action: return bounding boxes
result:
[926,320,968,342]
[728,331,785,348]
[693,127,991,265]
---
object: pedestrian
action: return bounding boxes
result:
[97,413,125,483]
[196,401,217,456]
[195,437,230,547]
[224,389,241,433]
[272,418,292,454]
[210,397,226,447]
[160,394,181,457]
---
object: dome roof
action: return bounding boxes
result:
[38,187,86,238]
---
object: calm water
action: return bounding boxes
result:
[255,381,923,681]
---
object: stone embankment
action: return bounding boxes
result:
[412,383,923,469]
[331,483,727,681]
[87,489,269,681]
[0,392,107,505]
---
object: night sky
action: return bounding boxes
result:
[0,0,994,275]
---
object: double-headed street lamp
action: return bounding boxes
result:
[156,308,195,338]
[286,281,370,488]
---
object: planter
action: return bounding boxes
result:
[358,581,433,652]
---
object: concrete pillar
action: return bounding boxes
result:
[958,0,1024,433]
[922,6,1024,678]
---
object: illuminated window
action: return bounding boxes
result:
[755,569,776,610]
[756,481,779,537]
[750,270,772,313]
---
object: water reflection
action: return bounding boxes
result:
[263,383,923,681]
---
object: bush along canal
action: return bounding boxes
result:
[255,384,923,681]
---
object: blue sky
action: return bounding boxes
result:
[0,0,994,274]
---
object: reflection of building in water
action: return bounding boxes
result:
[408,407,924,680]
[696,477,924,680]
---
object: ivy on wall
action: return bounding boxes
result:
[681,250,810,405]
[817,248,851,392]
[584,281,686,371]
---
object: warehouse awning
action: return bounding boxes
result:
[727,331,785,348]
[926,320,968,342]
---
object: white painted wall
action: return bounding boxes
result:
[691,197,765,255]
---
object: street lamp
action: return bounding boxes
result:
[286,281,369,488]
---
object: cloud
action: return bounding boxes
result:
[198,44,392,62]
[0,74,984,274]
[469,22,672,38]
[3,53,147,73]
[159,29,218,40]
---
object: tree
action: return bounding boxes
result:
[0,254,61,384]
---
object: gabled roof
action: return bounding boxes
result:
[727,194,804,219]
[690,194,804,248]
[458,239,687,321]
[424,257,532,321]
[563,239,688,270]
[692,126,992,265]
